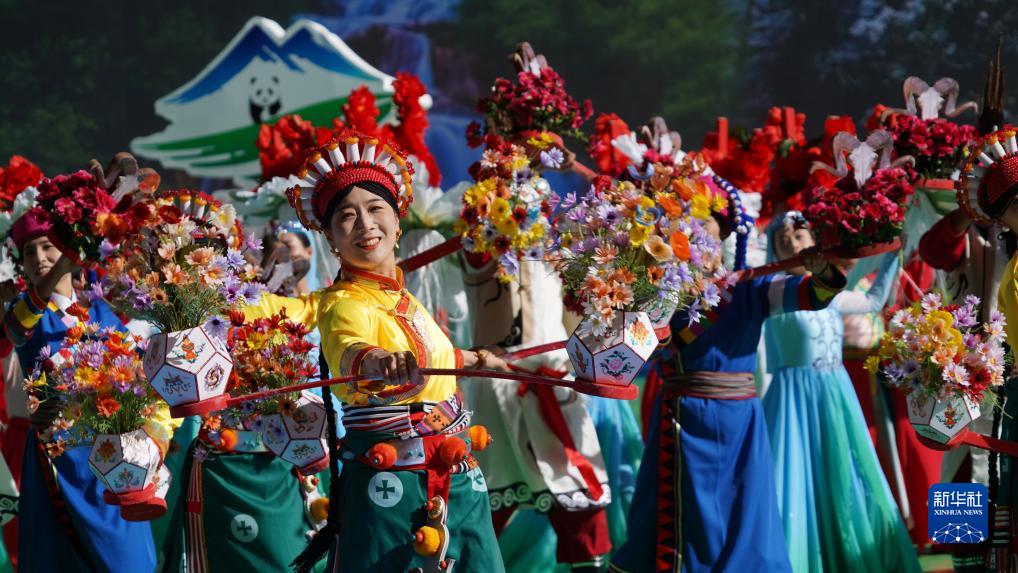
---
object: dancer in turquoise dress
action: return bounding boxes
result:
[761,212,919,573]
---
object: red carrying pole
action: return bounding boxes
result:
[225,366,638,404]
[398,236,463,273]
[735,238,901,283]
[224,374,381,407]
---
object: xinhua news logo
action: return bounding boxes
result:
[928,483,988,544]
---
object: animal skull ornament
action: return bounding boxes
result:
[810,130,915,188]
[880,76,979,121]
[611,116,686,168]
[511,42,549,76]
[640,116,683,161]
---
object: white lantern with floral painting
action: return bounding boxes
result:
[143,326,233,417]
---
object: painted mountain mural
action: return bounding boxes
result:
[131,17,396,185]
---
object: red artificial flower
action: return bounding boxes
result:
[66,303,91,322]
[158,205,182,224]
[382,73,441,186]
[256,114,320,181]
[466,121,484,149]
[587,113,633,177]
[0,155,43,211]
[343,86,381,136]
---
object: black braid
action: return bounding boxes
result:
[291,350,342,571]
[990,384,1005,502]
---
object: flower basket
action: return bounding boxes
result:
[258,391,329,474]
[566,311,657,386]
[906,390,981,445]
[105,464,172,522]
[89,429,165,519]
[143,326,233,417]
[643,298,678,340]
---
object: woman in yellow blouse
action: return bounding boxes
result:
[288,132,507,573]
[961,128,1018,557]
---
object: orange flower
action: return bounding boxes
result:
[67,303,90,322]
[151,288,169,304]
[671,179,694,201]
[610,268,636,285]
[65,325,84,344]
[162,263,187,285]
[647,266,666,285]
[657,194,684,218]
[96,397,122,418]
[279,398,298,417]
[593,244,618,265]
[669,232,691,262]
[185,247,215,267]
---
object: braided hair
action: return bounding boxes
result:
[292,270,344,572]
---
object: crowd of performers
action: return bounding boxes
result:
[2,41,1018,573]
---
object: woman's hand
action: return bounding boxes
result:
[29,399,61,431]
[801,246,843,285]
[359,349,424,393]
[468,347,512,373]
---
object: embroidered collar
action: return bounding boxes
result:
[341,265,405,292]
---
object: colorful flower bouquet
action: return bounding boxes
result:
[101,189,256,332]
[866,293,1007,444]
[227,312,328,473]
[551,171,723,385]
[469,58,592,147]
[24,322,173,520]
[803,166,914,250]
[455,143,555,282]
[101,189,256,417]
[467,42,592,178]
[31,170,151,267]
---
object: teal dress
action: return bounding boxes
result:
[761,254,919,573]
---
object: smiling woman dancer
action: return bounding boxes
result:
[287,132,507,573]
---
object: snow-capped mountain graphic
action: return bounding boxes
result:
[131,17,395,185]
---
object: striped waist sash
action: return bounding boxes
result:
[662,371,756,400]
[342,391,471,439]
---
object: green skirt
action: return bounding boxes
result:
[332,434,505,573]
[161,442,322,572]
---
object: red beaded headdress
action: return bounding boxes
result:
[958,128,1018,222]
[286,131,414,230]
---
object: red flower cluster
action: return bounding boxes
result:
[803,166,914,249]
[343,86,381,135]
[884,114,977,179]
[380,73,441,186]
[32,170,150,264]
[257,74,441,186]
[472,65,593,146]
[257,115,334,181]
[0,156,43,212]
[587,113,635,178]
[701,108,810,201]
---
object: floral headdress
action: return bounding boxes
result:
[287,131,415,230]
[958,128,1018,223]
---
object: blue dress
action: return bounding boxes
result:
[10,294,157,572]
[761,256,919,573]
[611,273,841,573]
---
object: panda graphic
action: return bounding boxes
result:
[249,75,282,124]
